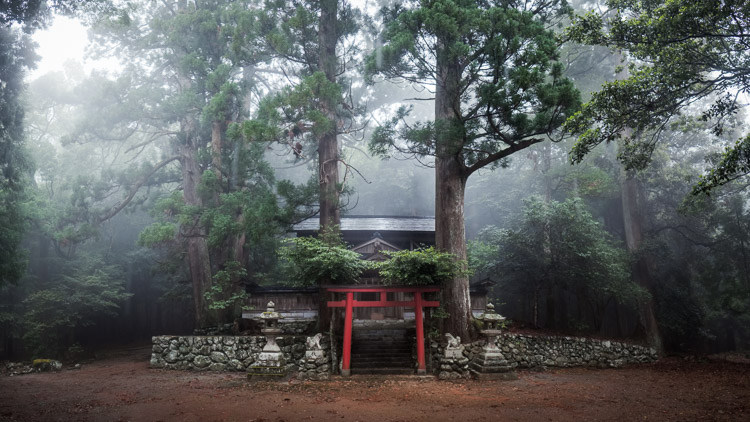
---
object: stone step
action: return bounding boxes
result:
[351,338,413,344]
[352,354,412,360]
[351,336,413,342]
[352,338,413,343]
[350,367,415,375]
[351,350,413,356]
[349,327,415,375]
[351,343,413,351]
[351,355,413,364]
[352,342,409,349]
[352,329,413,336]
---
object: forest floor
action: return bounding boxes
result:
[1,344,748,422]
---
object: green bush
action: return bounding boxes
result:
[375,247,466,286]
[21,256,131,357]
[279,234,369,286]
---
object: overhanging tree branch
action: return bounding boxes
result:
[96,156,180,224]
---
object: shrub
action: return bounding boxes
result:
[375,247,466,286]
[279,234,369,286]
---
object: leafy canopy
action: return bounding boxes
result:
[366,0,580,174]
[564,0,750,192]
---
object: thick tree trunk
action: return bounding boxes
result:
[213,118,245,322]
[435,157,472,340]
[435,43,471,341]
[622,169,663,353]
[317,0,340,331]
[180,142,214,329]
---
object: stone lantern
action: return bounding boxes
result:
[470,303,516,380]
[248,301,287,379]
[476,303,506,353]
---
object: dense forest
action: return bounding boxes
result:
[1,0,749,360]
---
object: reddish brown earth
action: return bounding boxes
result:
[1,346,748,422]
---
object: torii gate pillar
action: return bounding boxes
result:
[326,286,440,376]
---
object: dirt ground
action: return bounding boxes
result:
[1,345,748,422]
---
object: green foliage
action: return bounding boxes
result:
[367,0,580,174]
[137,222,176,247]
[279,235,369,286]
[80,0,331,329]
[375,247,466,286]
[21,255,132,357]
[0,26,36,286]
[259,0,361,76]
[205,261,248,310]
[693,135,750,195]
[0,186,29,286]
[0,0,121,30]
[565,0,750,190]
[243,71,343,143]
[473,197,645,329]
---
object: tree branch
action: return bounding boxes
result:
[96,156,180,224]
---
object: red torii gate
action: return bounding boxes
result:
[326,286,440,376]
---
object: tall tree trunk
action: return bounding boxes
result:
[317,0,340,233]
[180,141,214,329]
[435,43,471,341]
[317,0,340,331]
[172,0,214,330]
[213,118,245,323]
[435,155,471,340]
[612,49,662,354]
[211,120,223,185]
[622,168,663,353]
[545,285,556,330]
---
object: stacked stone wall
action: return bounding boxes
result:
[432,333,658,379]
[152,332,657,379]
[150,335,308,372]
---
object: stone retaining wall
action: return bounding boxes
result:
[152,332,657,380]
[431,333,658,379]
[150,335,308,372]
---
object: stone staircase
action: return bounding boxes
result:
[349,323,415,375]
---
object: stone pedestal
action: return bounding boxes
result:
[469,343,517,380]
[438,356,471,380]
[437,333,471,379]
[297,333,331,381]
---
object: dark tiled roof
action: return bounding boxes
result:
[293,216,435,232]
